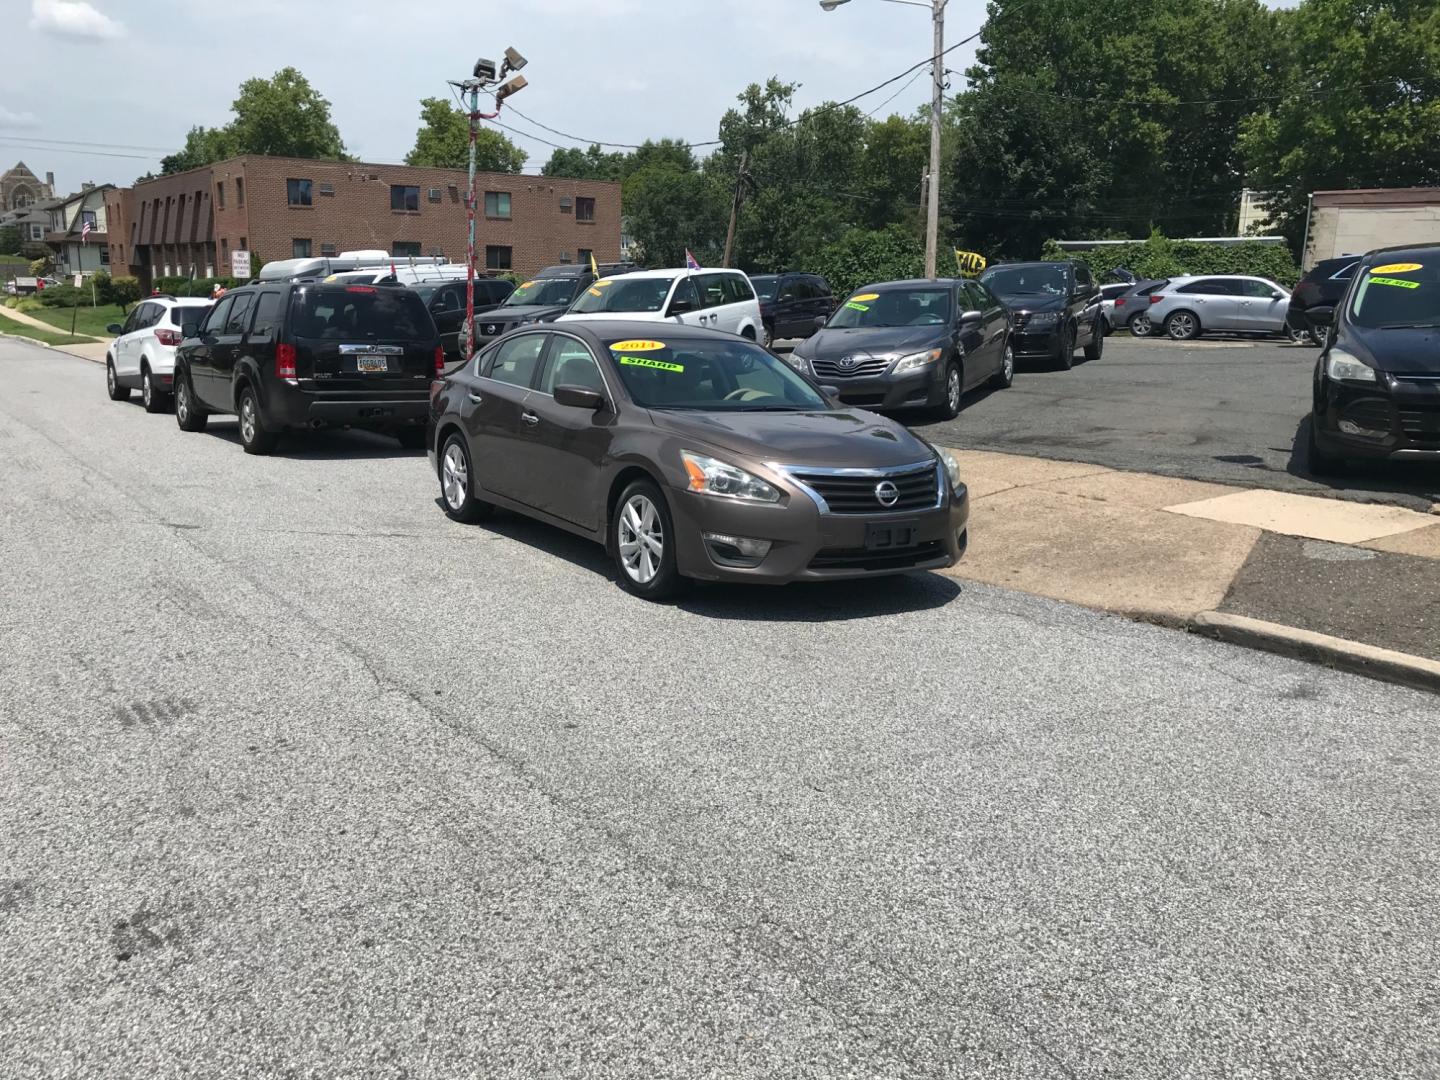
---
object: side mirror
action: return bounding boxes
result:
[959,309,984,324]
[106,323,123,335]
[181,320,201,338]
[819,383,842,400]
[668,298,695,316]
[553,384,605,410]
[813,315,827,329]
[1307,308,1334,328]
[1273,291,1287,301]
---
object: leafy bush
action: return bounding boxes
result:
[153,275,239,297]
[811,225,925,299]
[37,284,83,307]
[5,295,43,313]
[109,276,141,310]
[1041,232,1301,287]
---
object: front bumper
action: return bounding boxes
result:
[805,365,942,411]
[1011,323,1063,357]
[666,480,969,584]
[1313,372,1440,460]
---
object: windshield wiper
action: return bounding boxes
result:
[738,405,807,412]
[1378,321,1440,329]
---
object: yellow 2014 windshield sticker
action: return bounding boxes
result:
[1371,276,1421,289]
[609,339,667,352]
[519,281,536,289]
[1372,263,1422,275]
[618,356,683,373]
[851,293,880,302]
[593,279,613,287]
[587,288,603,297]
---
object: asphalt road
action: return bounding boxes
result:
[912,334,1440,512]
[3,339,1439,1079]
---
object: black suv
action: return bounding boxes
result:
[748,272,836,345]
[412,277,513,361]
[470,261,638,347]
[1287,255,1360,344]
[978,260,1103,369]
[173,282,441,454]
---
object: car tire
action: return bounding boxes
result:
[1083,319,1104,362]
[174,368,208,432]
[1128,312,1153,337]
[106,359,130,402]
[1288,324,1317,346]
[762,320,775,349]
[1055,324,1075,370]
[612,479,686,601]
[395,428,426,450]
[438,432,494,523]
[1166,311,1201,340]
[237,384,279,455]
[991,341,1014,389]
[1305,415,1346,476]
[141,364,169,414]
[934,358,964,420]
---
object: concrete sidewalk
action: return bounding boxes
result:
[0,305,107,364]
[943,448,1440,688]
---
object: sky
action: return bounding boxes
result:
[0,0,1292,196]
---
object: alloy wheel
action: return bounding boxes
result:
[617,494,664,585]
[142,372,152,407]
[947,366,962,412]
[106,364,116,395]
[1002,345,1015,383]
[442,443,468,510]
[1288,325,1314,345]
[240,395,257,444]
[1130,314,1151,336]
[176,380,189,423]
[1169,313,1196,339]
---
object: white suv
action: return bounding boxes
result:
[557,268,763,339]
[105,295,213,412]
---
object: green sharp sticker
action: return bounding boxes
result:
[845,301,870,312]
[619,355,684,373]
[1371,276,1421,289]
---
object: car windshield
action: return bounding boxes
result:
[751,276,779,302]
[1349,261,1440,328]
[504,278,579,307]
[826,288,951,329]
[605,335,828,411]
[570,276,675,314]
[981,265,1070,297]
[291,286,432,340]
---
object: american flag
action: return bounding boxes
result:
[81,220,91,245]
[684,249,701,271]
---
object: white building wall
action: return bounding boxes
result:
[1306,204,1440,268]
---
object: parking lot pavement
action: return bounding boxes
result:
[913,334,1440,513]
[4,338,1440,1079]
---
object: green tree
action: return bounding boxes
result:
[1241,0,1440,246]
[0,224,19,255]
[623,162,727,267]
[160,68,347,174]
[541,143,625,180]
[811,225,925,297]
[405,97,527,172]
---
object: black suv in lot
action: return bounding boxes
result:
[749,272,836,345]
[471,261,638,346]
[173,282,442,455]
[979,260,1103,369]
[1288,255,1360,344]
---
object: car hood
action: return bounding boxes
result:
[799,325,947,360]
[1343,324,1440,374]
[556,311,667,323]
[648,407,938,469]
[486,304,568,322]
[993,294,1065,314]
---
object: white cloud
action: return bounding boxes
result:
[0,105,41,128]
[29,0,124,40]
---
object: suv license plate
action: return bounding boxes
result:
[358,357,389,373]
[865,522,917,550]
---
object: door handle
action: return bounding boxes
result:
[521,411,540,426]
[467,392,483,404]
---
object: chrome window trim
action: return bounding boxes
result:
[769,458,944,515]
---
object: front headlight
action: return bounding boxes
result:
[783,352,810,374]
[893,348,943,374]
[680,451,781,503]
[1025,311,1060,327]
[1326,346,1376,383]
[936,448,962,489]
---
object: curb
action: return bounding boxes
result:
[1189,611,1440,695]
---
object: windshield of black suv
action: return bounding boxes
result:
[826,288,951,329]
[750,276,779,302]
[981,264,1071,297]
[605,335,827,411]
[1348,260,1440,329]
[291,285,433,340]
[570,276,674,314]
[504,278,580,308]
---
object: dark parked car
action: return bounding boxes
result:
[1288,255,1360,345]
[469,262,637,347]
[749,272,835,345]
[788,278,1012,420]
[979,260,1103,368]
[173,282,442,454]
[412,277,513,361]
[1306,245,1440,473]
[428,321,970,599]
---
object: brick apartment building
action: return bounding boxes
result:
[105,155,621,289]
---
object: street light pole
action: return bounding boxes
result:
[819,0,946,279]
[465,79,479,362]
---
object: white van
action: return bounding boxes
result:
[557,268,762,339]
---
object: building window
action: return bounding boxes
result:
[239,236,247,252]
[29,223,43,241]
[392,241,422,258]
[287,178,313,206]
[390,185,420,212]
[100,247,110,265]
[427,187,442,202]
[216,181,225,209]
[575,197,596,223]
[292,238,312,258]
[485,245,512,271]
[221,238,229,264]
[484,191,511,219]
[236,178,245,207]
[577,248,593,267]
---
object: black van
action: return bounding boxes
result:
[173,282,441,454]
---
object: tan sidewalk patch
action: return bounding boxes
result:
[1042,470,1235,511]
[1363,523,1440,560]
[1164,488,1436,545]
[952,450,1107,500]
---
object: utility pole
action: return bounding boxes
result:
[925,0,945,280]
[722,150,750,269]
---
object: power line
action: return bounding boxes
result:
[0,133,175,153]
[0,139,157,161]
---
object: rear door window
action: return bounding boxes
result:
[485,333,548,388]
[249,292,283,337]
[724,274,756,304]
[291,285,433,340]
[224,293,255,335]
[696,274,728,311]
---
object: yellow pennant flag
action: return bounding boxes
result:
[955,250,987,278]
[590,251,599,277]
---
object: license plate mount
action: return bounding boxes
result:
[865,522,917,550]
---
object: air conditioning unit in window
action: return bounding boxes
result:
[318,182,335,196]
[558,251,572,263]
[559,196,573,211]
[447,185,459,201]
[320,243,337,256]
[427,188,442,201]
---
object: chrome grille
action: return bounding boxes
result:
[785,463,941,514]
[811,356,892,379]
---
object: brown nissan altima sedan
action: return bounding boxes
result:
[427,320,969,599]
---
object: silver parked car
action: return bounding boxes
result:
[1146,275,1293,340]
